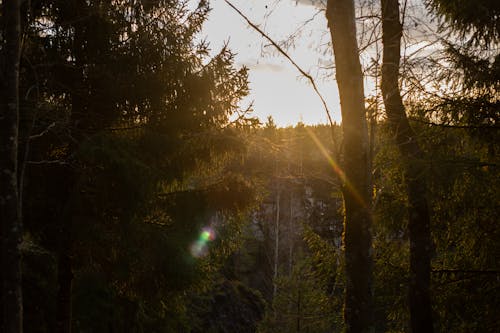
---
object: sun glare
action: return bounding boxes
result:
[305,127,367,207]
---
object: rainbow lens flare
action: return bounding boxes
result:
[190,227,216,258]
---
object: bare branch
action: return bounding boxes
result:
[29,122,56,140]
[409,118,500,129]
[27,160,69,166]
[432,269,500,275]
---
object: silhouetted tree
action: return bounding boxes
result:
[381,0,434,331]
[0,0,23,332]
[326,1,373,331]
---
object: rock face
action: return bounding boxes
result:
[192,280,266,333]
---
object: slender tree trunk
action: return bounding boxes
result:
[296,277,301,333]
[52,6,88,329]
[56,252,73,333]
[326,1,373,332]
[289,192,293,275]
[380,0,434,332]
[0,0,23,332]
[273,188,281,300]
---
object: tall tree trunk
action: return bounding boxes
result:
[380,0,434,332]
[56,252,73,333]
[289,191,293,275]
[273,187,281,300]
[0,0,23,332]
[326,1,373,332]
[53,5,88,329]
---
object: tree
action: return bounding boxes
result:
[380,0,434,332]
[426,0,500,46]
[233,124,344,332]
[0,0,23,332]
[423,0,499,133]
[221,2,373,329]
[15,0,255,331]
[326,1,374,332]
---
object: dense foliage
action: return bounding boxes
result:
[3,0,259,332]
[1,0,498,332]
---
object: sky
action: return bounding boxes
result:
[197,0,435,127]
[199,0,341,127]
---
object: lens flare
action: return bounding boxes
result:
[200,227,215,242]
[305,127,366,207]
[190,226,216,258]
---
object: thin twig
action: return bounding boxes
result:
[27,159,69,165]
[29,122,56,140]
[432,269,500,275]
[409,118,500,129]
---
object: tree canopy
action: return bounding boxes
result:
[1,1,498,332]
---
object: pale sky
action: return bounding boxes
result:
[200,0,341,126]
[199,0,435,127]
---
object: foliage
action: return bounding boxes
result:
[424,125,499,332]
[190,279,266,333]
[426,0,500,45]
[372,117,500,332]
[14,0,258,331]
[258,257,337,333]
[3,0,500,332]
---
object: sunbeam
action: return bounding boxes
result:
[304,127,366,207]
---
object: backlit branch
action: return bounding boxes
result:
[224,0,335,128]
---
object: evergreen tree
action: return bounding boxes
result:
[381,0,434,331]
[11,0,256,331]
[0,1,23,332]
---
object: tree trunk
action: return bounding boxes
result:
[52,7,87,330]
[326,1,373,332]
[289,191,293,275]
[0,0,23,332]
[380,0,434,332]
[273,188,281,300]
[56,252,73,333]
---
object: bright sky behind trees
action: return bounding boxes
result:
[200,0,342,126]
[199,0,438,127]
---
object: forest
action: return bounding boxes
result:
[0,0,498,332]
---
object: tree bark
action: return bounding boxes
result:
[273,188,280,301]
[52,4,87,329]
[0,0,23,332]
[380,0,434,332]
[56,252,73,333]
[326,1,373,332]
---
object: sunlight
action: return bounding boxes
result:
[304,127,366,207]
[202,0,341,126]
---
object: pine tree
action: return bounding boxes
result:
[0,1,23,332]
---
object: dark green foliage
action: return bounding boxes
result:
[230,124,345,332]
[371,126,411,331]
[444,45,500,91]
[424,43,500,144]
[190,280,266,333]
[5,0,500,331]
[13,0,258,331]
[413,11,500,331]
[424,126,500,332]
[426,0,500,45]
[372,118,500,332]
[22,245,58,333]
[258,258,338,333]
[424,0,499,138]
